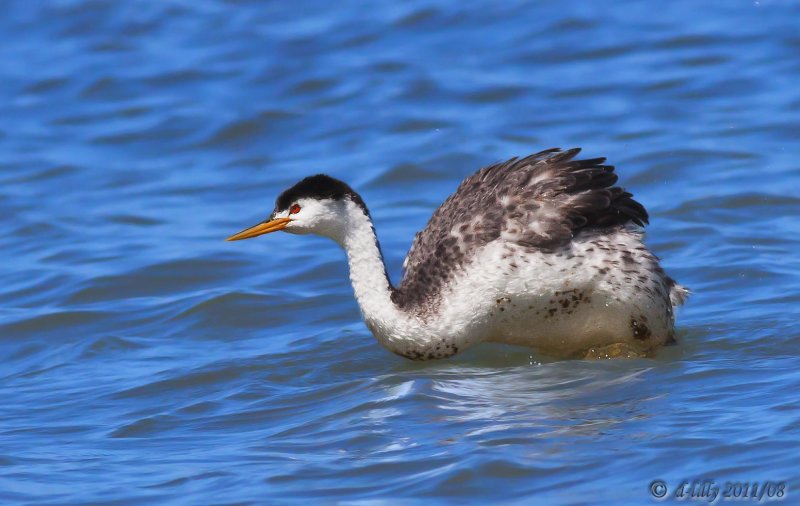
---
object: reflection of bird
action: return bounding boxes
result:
[228,148,688,360]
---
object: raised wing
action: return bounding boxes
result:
[393,148,647,308]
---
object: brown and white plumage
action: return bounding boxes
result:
[227,148,688,360]
[396,148,651,310]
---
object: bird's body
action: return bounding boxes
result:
[228,148,687,360]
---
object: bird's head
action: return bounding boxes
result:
[226,174,367,242]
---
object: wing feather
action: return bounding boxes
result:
[393,148,649,308]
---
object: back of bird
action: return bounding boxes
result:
[398,148,649,305]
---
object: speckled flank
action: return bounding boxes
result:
[469,225,683,355]
[544,289,592,318]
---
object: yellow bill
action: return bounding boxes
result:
[226,217,292,241]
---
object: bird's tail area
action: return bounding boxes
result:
[669,279,690,307]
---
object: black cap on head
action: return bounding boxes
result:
[275,174,368,214]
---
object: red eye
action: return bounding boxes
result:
[289,204,301,215]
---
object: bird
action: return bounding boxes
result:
[227,148,688,360]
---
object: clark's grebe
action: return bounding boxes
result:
[227,148,688,360]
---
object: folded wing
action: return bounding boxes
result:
[395,148,648,308]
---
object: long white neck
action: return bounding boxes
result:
[335,201,403,327]
[321,199,473,360]
[328,201,428,357]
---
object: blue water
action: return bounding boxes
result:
[1,1,799,504]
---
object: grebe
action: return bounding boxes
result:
[227,148,688,360]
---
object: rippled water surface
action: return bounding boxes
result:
[2,1,799,504]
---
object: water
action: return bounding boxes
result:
[1,1,799,504]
